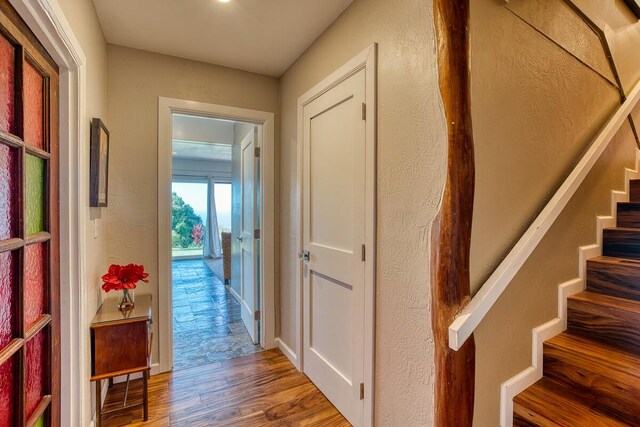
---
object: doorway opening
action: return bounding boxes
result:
[169,113,265,371]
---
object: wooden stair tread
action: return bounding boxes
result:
[568,290,640,314]
[514,377,628,427]
[588,255,640,266]
[567,291,640,360]
[545,332,640,373]
[543,333,640,424]
[604,226,640,232]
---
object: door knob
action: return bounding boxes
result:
[236,236,243,242]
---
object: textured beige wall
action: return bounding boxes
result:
[278,0,444,424]
[470,0,620,292]
[105,45,279,361]
[470,0,640,424]
[573,0,640,93]
[54,0,108,422]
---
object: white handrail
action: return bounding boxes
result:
[449,80,640,351]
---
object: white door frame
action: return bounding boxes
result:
[295,44,377,427]
[10,0,86,425]
[158,97,276,373]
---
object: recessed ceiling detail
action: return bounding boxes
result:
[172,114,235,162]
[172,141,232,162]
[92,0,354,77]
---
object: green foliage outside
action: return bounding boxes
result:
[172,192,203,248]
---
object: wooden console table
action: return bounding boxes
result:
[90,294,152,426]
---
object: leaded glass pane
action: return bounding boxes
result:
[23,60,44,149]
[26,329,46,420]
[0,35,14,134]
[26,154,45,235]
[25,243,46,328]
[0,143,16,240]
[0,251,15,350]
[0,357,15,427]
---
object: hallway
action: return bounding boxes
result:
[172,259,261,370]
[101,349,349,426]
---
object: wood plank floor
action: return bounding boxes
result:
[102,349,351,426]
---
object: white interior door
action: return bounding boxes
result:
[302,68,366,426]
[240,130,259,343]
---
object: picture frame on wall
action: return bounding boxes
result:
[90,118,110,207]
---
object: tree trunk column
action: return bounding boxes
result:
[430,1,476,426]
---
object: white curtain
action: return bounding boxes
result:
[203,177,222,258]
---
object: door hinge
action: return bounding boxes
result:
[255,147,261,157]
[361,244,366,262]
[360,383,364,400]
[361,103,366,120]
[254,310,260,321]
[254,229,261,239]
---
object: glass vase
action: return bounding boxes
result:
[119,288,135,311]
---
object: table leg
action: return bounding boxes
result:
[123,374,131,407]
[95,380,102,427]
[143,370,149,421]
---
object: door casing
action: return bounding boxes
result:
[157,98,276,374]
[295,44,377,427]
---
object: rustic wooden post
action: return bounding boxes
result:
[430,0,476,426]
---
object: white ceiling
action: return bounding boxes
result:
[92,0,354,77]
[172,140,232,162]
[172,114,235,162]
[173,114,235,144]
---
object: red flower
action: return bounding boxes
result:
[192,224,204,247]
[101,263,149,293]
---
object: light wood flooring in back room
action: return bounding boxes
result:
[102,349,351,426]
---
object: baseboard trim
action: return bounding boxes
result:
[499,149,640,426]
[499,278,582,426]
[276,337,299,369]
[228,286,242,304]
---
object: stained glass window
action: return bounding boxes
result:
[0,357,15,426]
[0,35,14,134]
[25,243,46,328]
[26,154,45,235]
[26,330,46,420]
[0,251,15,350]
[23,60,44,150]
[0,144,16,240]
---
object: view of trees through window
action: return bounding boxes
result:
[172,181,232,258]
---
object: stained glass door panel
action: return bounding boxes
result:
[24,244,45,329]
[0,251,15,350]
[0,356,15,426]
[22,60,44,150]
[25,154,45,236]
[25,331,46,420]
[0,142,16,240]
[0,33,14,133]
[0,0,59,425]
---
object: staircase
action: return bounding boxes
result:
[513,180,640,426]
